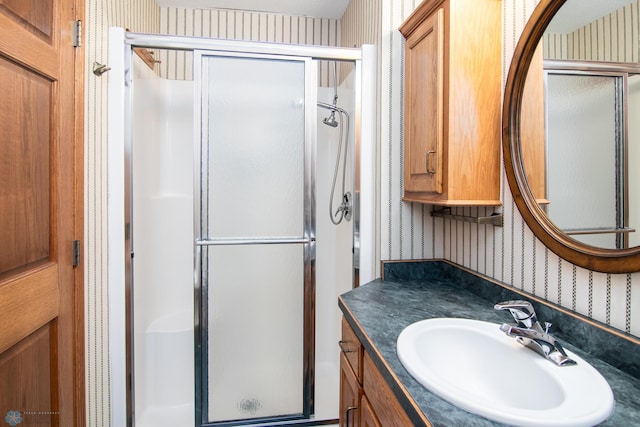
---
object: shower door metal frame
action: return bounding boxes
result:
[194,49,317,426]
[117,31,366,427]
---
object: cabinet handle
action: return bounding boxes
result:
[345,406,357,427]
[339,340,355,353]
[426,150,437,174]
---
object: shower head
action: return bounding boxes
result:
[323,111,339,127]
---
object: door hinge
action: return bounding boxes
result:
[72,240,81,267]
[73,20,82,47]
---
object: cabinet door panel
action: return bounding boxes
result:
[404,8,444,194]
[339,353,361,427]
[360,395,382,427]
[340,317,363,381]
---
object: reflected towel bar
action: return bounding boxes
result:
[563,227,636,236]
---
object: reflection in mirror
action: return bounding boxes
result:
[631,74,640,247]
[528,0,640,249]
[546,72,624,249]
[503,0,640,272]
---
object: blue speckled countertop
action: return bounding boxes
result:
[339,261,640,427]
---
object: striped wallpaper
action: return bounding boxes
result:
[157,7,341,84]
[544,1,639,62]
[341,0,382,49]
[85,0,159,425]
[341,0,383,87]
[83,0,640,425]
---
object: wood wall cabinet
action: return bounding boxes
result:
[400,0,502,205]
[339,318,417,427]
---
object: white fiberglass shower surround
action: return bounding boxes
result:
[108,29,376,427]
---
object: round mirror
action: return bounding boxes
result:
[503,0,640,273]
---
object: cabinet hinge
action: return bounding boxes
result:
[72,240,81,267]
[73,20,82,47]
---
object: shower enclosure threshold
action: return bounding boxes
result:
[138,403,194,426]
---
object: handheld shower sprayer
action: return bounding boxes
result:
[317,61,352,225]
[323,111,339,127]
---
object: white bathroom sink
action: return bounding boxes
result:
[397,318,615,427]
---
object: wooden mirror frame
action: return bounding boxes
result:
[503,0,640,273]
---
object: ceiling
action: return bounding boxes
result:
[547,0,636,33]
[156,0,351,19]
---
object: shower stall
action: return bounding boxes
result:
[108,29,376,427]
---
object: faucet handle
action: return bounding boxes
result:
[494,300,538,328]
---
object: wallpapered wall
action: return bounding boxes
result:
[544,1,639,62]
[85,1,159,425]
[156,7,341,83]
[84,0,640,425]
[155,0,384,85]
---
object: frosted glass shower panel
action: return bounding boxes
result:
[205,55,306,238]
[546,74,618,248]
[199,52,314,424]
[207,244,305,422]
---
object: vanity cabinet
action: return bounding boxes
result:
[400,0,502,205]
[339,318,415,427]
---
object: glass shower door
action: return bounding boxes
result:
[195,52,316,425]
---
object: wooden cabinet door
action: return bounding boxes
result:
[339,353,362,427]
[404,7,444,194]
[360,395,381,427]
[341,317,363,380]
[0,0,84,425]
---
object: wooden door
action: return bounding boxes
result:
[0,0,84,425]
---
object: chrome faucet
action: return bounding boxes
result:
[494,300,576,366]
